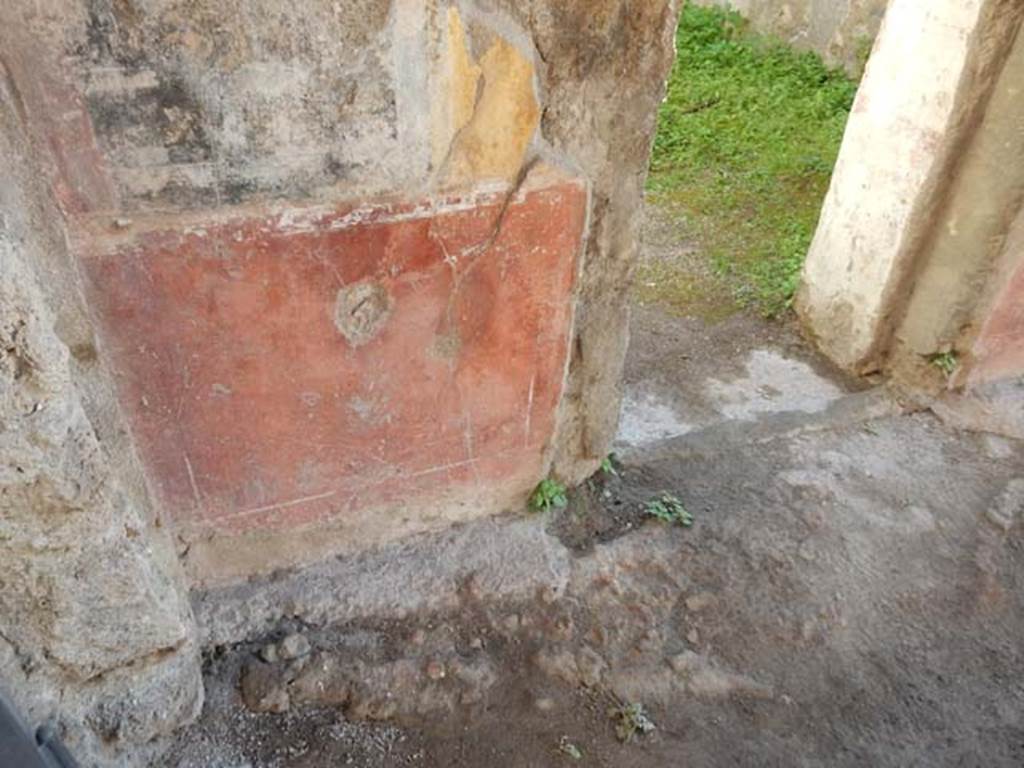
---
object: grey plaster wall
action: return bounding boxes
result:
[695,0,888,73]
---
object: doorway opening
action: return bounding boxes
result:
[645,5,859,318]
[617,4,866,452]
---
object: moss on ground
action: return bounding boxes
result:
[644,4,857,317]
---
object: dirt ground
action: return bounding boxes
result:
[157,207,1024,768]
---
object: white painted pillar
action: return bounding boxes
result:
[797,0,987,371]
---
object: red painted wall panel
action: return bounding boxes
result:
[78,176,585,535]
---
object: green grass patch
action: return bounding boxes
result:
[633,252,738,323]
[646,4,857,316]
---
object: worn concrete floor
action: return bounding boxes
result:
[157,212,1024,768]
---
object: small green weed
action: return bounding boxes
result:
[929,351,958,378]
[610,701,656,743]
[557,736,583,760]
[644,493,694,527]
[646,5,857,316]
[600,454,619,476]
[530,477,568,512]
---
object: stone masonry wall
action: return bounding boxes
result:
[798,0,1024,385]
[0,1,682,761]
[894,18,1024,386]
[1,0,682,583]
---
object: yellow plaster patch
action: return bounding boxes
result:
[431,7,482,170]
[433,7,540,185]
